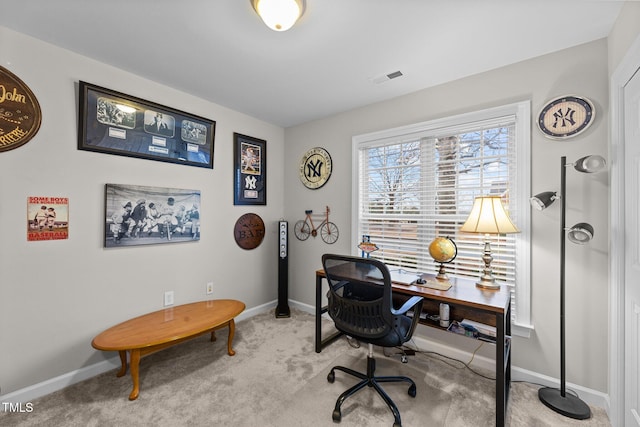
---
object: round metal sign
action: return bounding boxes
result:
[233,213,265,250]
[0,66,42,152]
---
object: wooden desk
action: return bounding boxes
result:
[92,299,245,400]
[315,269,511,427]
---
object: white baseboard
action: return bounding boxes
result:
[0,358,122,404]
[0,300,278,404]
[1,298,608,412]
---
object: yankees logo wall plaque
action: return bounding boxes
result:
[537,95,595,139]
[299,147,332,189]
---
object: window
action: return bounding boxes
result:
[352,102,532,334]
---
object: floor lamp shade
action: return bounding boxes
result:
[460,196,519,289]
[532,155,605,420]
[567,222,594,244]
[530,191,558,211]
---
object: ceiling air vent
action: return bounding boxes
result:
[370,70,404,85]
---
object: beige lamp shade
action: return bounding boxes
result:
[460,196,519,234]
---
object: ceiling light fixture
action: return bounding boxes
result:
[251,0,306,32]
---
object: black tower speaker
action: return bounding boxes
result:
[276,220,290,318]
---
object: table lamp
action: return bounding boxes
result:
[460,195,520,289]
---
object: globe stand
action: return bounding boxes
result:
[436,263,449,281]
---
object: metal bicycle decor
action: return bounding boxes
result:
[294,206,339,244]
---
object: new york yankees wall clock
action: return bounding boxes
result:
[537,95,595,139]
[299,147,332,189]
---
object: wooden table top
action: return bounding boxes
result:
[317,268,510,314]
[92,299,245,351]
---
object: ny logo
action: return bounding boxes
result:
[552,107,576,129]
[306,159,324,178]
[245,175,257,190]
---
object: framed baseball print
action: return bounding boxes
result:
[233,133,266,205]
[78,81,215,168]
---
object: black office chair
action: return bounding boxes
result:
[322,254,424,427]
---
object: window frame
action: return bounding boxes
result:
[351,101,533,336]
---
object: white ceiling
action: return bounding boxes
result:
[0,0,624,128]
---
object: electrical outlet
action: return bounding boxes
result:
[164,291,174,306]
[206,282,214,295]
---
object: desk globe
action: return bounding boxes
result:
[428,237,457,281]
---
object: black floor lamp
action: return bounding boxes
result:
[530,154,605,420]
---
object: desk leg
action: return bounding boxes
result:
[128,349,141,401]
[315,274,323,353]
[116,350,127,377]
[315,273,344,353]
[227,320,236,356]
[496,313,505,427]
[495,302,511,427]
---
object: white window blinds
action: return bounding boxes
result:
[353,102,531,332]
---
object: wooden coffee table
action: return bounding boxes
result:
[92,299,245,400]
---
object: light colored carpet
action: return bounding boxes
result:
[273,353,452,426]
[0,308,611,426]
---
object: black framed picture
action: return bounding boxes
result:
[105,183,201,247]
[233,133,266,205]
[78,81,215,169]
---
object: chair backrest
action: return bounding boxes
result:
[322,254,395,340]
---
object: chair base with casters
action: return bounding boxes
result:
[327,343,416,427]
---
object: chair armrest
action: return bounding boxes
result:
[392,296,424,341]
[392,296,423,316]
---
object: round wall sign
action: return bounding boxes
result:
[299,147,332,189]
[537,95,595,139]
[0,66,42,152]
[233,213,265,250]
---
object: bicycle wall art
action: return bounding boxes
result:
[294,206,339,244]
[104,183,201,247]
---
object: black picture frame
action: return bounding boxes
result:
[233,133,266,205]
[105,183,201,247]
[78,81,215,169]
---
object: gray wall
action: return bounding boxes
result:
[0,27,285,395]
[608,1,640,72]
[2,0,639,400]
[284,39,610,393]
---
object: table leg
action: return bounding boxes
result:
[210,330,217,342]
[496,313,504,426]
[315,273,322,353]
[227,320,236,356]
[315,272,343,353]
[116,350,127,377]
[128,349,141,401]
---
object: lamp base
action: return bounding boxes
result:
[475,276,500,290]
[538,387,591,420]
